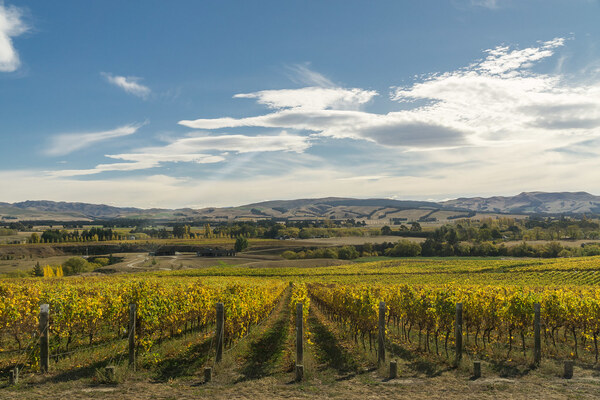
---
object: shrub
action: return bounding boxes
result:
[281,250,297,260]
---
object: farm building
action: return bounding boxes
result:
[196,248,236,257]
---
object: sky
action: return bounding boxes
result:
[1,1,600,209]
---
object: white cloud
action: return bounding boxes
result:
[155,131,311,154]
[45,123,143,156]
[181,38,600,154]
[0,3,28,72]
[285,63,335,87]
[17,39,600,206]
[50,153,225,177]
[470,0,499,9]
[233,87,378,111]
[102,72,151,98]
[7,153,600,208]
[51,131,309,176]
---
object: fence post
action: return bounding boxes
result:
[389,360,397,379]
[105,366,116,382]
[216,302,224,362]
[378,301,386,365]
[204,367,212,382]
[295,303,304,382]
[473,361,481,379]
[455,303,463,366]
[296,303,304,366]
[129,303,136,370]
[40,304,49,373]
[9,367,19,385]
[295,364,304,382]
[564,360,573,379]
[534,303,541,366]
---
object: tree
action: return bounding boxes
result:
[385,240,421,257]
[234,237,249,252]
[381,226,392,235]
[62,257,91,275]
[338,245,360,260]
[410,222,422,232]
[173,224,191,238]
[32,261,43,277]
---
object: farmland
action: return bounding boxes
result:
[1,256,600,399]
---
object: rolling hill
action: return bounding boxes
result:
[1,192,599,222]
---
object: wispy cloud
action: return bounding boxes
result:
[45,123,143,156]
[51,131,309,176]
[102,72,151,98]
[470,0,500,9]
[286,63,335,87]
[0,3,28,72]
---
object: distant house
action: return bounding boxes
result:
[196,248,236,257]
[154,248,176,256]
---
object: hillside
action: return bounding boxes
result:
[1,192,599,222]
[442,191,600,214]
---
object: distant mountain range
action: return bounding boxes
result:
[1,192,600,222]
[440,192,600,215]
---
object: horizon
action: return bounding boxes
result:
[2,190,599,211]
[2,2,600,208]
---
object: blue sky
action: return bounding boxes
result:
[1,1,600,208]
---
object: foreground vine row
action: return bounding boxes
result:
[0,276,286,365]
[308,283,600,362]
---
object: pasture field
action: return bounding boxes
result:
[1,257,600,399]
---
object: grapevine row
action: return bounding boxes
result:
[0,276,286,363]
[308,283,600,362]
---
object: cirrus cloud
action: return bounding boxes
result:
[51,131,310,177]
[102,72,151,98]
[45,123,144,156]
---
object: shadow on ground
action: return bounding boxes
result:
[308,307,359,375]
[153,338,213,382]
[236,313,288,381]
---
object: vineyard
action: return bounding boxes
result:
[1,256,600,398]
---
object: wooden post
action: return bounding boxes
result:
[216,302,224,362]
[378,301,386,365]
[454,303,463,366]
[534,303,541,366]
[564,360,573,379]
[389,360,397,379]
[204,367,212,382]
[295,364,304,382]
[9,367,19,385]
[39,304,49,373]
[129,303,136,369]
[473,361,481,379]
[296,303,304,366]
[105,366,116,382]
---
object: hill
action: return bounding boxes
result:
[441,191,600,214]
[1,192,600,222]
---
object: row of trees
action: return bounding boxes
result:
[31,257,109,277]
[281,239,600,260]
[282,245,361,260]
[29,227,124,243]
[428,217,600,243]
